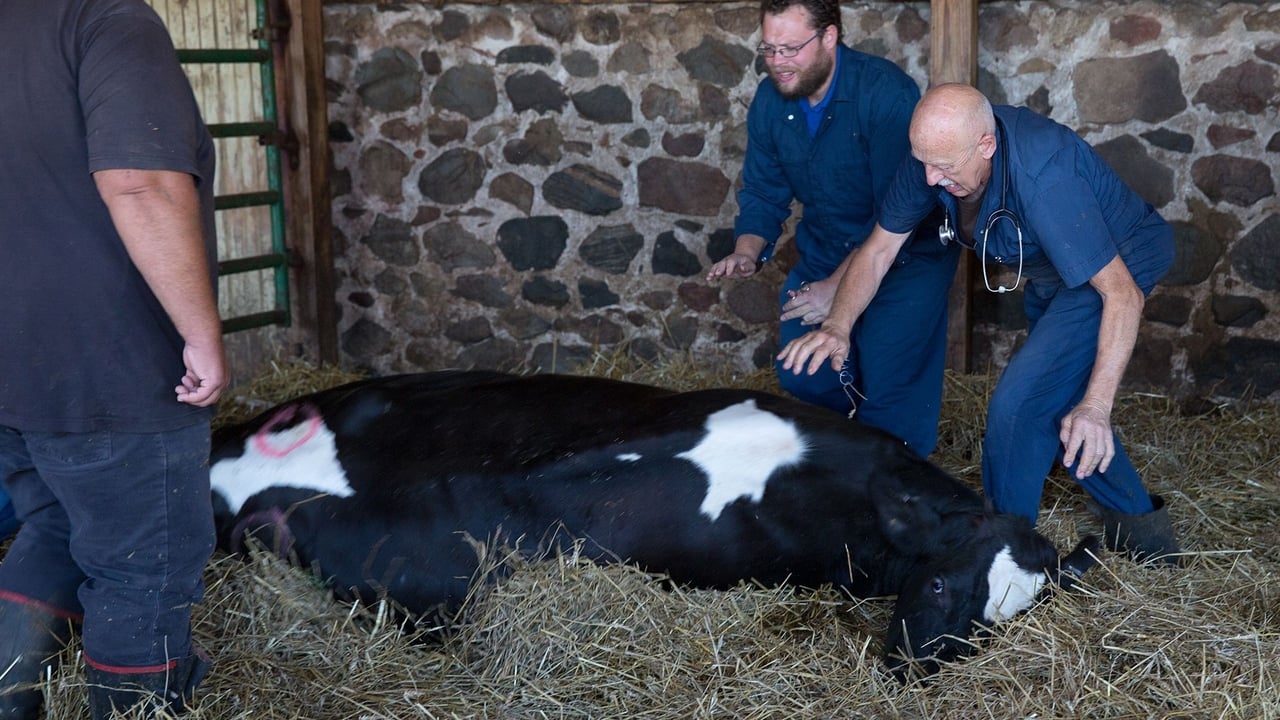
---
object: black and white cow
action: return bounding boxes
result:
[210,371,1100,677]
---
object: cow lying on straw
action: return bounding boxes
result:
[210,370,1100,677]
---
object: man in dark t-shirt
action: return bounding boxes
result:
[0,0,227,716]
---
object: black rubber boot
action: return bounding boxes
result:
[0,598,73,720]
[85,652,208,720]
[1096,494,1182,566]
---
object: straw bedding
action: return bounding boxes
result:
[20,354,1280,719]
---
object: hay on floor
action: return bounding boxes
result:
[23,354,1280,719]
[211,358,367,430]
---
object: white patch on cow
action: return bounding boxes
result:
[616,453,642,462]
[678,399,808,521]
[983,546,1047,623]
[210,418,354,514]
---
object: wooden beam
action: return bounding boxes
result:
[929,0,979,373]
[280,0,339,364]
[929,0,979,86]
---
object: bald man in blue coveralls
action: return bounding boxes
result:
[780,83,1181,564]
[707,0,958,459]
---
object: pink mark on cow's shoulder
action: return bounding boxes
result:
[252,404,323,458]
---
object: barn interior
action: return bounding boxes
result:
[5,0,1280,718]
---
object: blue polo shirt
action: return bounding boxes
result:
[735,45,941,275]
[799,53,839,136]
[879,105,1173,294]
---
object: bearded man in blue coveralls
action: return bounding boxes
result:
[706,0,959,459]
[780,83,1181,564]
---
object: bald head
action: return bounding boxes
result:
[909,84,998,198]
[909,83,995,155]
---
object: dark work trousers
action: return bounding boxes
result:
[981,281,1156,524]
[775,243,959,458]
[0,423,215,669]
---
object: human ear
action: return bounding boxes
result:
[979,132,998,161]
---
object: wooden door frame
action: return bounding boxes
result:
[930,0,979,373]
[277,0,339,364]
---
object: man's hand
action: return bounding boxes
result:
[781,278,836,326]
[176,340,228,407]
[777,327,849,376]
[706,252,758,281]
[1060,400,1114,479]
[772,224,908,375]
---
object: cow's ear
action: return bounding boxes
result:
[967,504,1003,539]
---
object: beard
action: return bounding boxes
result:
[769,49,835,101]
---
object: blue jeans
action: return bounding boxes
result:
[981,282,1156,524]
[0,423,215,669]
[775,243,959,458]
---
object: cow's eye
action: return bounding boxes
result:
[930,577,945,594]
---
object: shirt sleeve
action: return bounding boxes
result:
[1024,174,1119,289]
[877,155,937,235]
[860,70,919,225]
[733,88,795,262]
[78,9,208,180]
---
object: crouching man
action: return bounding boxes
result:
[779,83,1181,564]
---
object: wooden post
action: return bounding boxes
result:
[929,0,979,373]
[279,0,339,364]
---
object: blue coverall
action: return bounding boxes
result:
[878,105,1174,523]
[734,45,959,457]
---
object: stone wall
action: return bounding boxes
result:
[323,0,1280,402]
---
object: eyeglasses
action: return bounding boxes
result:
[756,31,822,59]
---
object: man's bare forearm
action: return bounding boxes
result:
[1081,257,1145,414]
[822,224,909,336]
[93,168,222,346]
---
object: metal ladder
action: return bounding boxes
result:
[174,0,293,334]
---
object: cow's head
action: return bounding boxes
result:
[883,514,1101,679]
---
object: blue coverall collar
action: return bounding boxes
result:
[796,45,842,135]
[937,115,1010,244]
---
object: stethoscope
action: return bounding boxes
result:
[938,123,1024,294]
